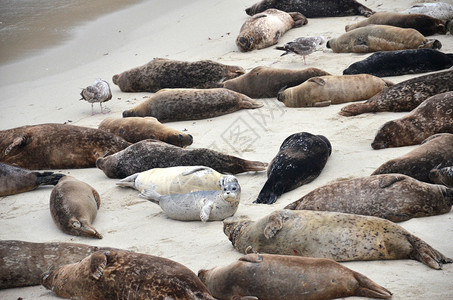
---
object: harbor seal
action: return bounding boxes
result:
[372,133,453,183]
[285,174,453,222]
[223,209,452,269]
[236,9,307,52]
[254,132,331,204]
[0,123,130,169]
[430,166,453,187]
[98,117,193,147]
[198,254,392,299]
[245,0,374,18]
[139,175,240,222]
[112,58,245,92]
[340,70,453,116]
[0,162,65,196]
[116,166,227,194]
[41,249,215,300]
[122,88,263,122]
[50,176,103,239]
[0,240,114,289]
[221,66,330,98]
[80,79,112,115]
[371,91,453,149]
[343,49,453,77]
[345,12,447,36]
[403,2,453,21]
[96,139,268,178]
[326,25,442,53]
[277,74,392,107]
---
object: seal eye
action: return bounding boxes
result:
[232,187,237,191]
[224,188,227,191]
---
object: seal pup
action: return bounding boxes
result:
[371,91,453,149]
[275,36,326,64]
[41,250,215,300]
[340,70,453,116]
[0,162,65,196]
[122,88,263,122]
[245,0,374,18]
[278,74,392,107]
[430,166,453,187]
[343,49,453,77]
[50,176,103,239]
[326,25,442,53]
[116,166,227,195]
[236,9,307,52]
[223,210,452,269]
[403,2,453,21]
[98,117,193,147]
[140,175,241,222]
[80,79,112,115]
[0,123,130,170]
[198,253,392,300]
[112,58,245,92]
[96,139,268,179]
[345,12,447,36]
[0,240,115,289]
[221,66,330,98]
[254,132,331,204]
[285,174,453,222]
[372,133,453,183]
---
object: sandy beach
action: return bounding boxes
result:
[1,0,452,299]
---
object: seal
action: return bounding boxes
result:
[372,133,453,183]
[403,2,453,21]
[122,88,263,122]
[41,249,215,300]
[223,209,452,269]
[371,91,453,149]
[275,36,326,64]
[345,12,447,36]
[326,25,442,53]
[254,132,331,204]
[0,123,130,170]
[430,166,453,187]
[96,139,268,179]
[116,166,227,195]
[340,70,453,117]
[245,0,375,18]
[236,9,307,52]
[277,74,393,107]
[80,79,112,115]
[50,176,103,239]
[221,66,330,98]
[285,174,453,222]
[0,240,115,289]
[0,162,65,196]
[98,117,193,147]
[198,253,392,299]
[343,49,453,77]
[139,175,240,222]
[112,57,245,92]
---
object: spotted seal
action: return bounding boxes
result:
[430,166,453,187]
[223,210,452,269]
[403,2,453,21]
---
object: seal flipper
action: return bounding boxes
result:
[4,135,28,155]
[200,201,214,223]
[90,251,108,280]
[115,173,139,188]
[353,271,392,299]
[182,166,211,176]
[264,211,283,239]
[406,234,452,269]
[254,180,284,204]
[34,172,65,186]
[139,188,161,205]
[80,220,103,239]
[378,174,406,188]
[239,253,263,263]
[339,102,376,117]
[240,97,264,109]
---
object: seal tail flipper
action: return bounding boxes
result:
[339,102,375,117]
[406,234,452,269]
[241,160,268,173]
[240,98,264,109]
[115,173,139,188]
[34,172,65,186]
[254,180,283,205]
[353,271,392,299]
[139,188,162,205]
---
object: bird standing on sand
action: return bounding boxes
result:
[276,36,326,64]
[80,79,112,115]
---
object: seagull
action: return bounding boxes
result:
[80,79,112,115]
[276,36,326,64]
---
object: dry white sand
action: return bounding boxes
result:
[1,0,452,299]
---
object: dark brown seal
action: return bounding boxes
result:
[112,57,245,92]
[0,123,131,170]
[340,70,453,116]
[198,253,392,300]
[372,133,453,183]
[0,162,65,196]
[0,240,114,289]
[430,166,453,187]
[245,0,374,18]
[122,88,263,122]
[221,66,330,98]
[96,139,268,179]
[223,210,452,269]
[98,117,193,147]
[285,174,453,222]
[41,249,215,300]
[50,176,103,239]
[371,91,453,149]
